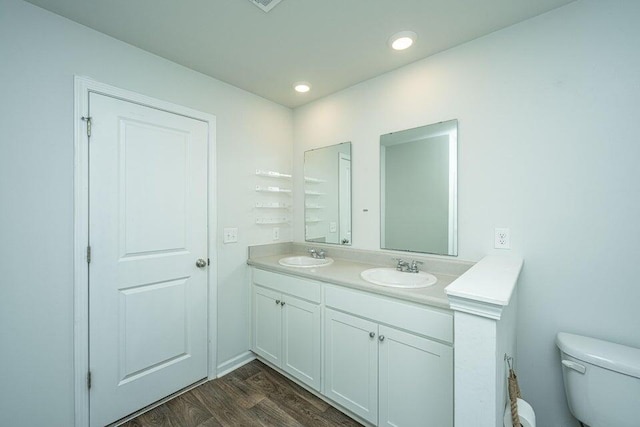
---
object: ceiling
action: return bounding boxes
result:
[25,0,575,108]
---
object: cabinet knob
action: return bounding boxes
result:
[379,335,385,342]
[369,332,375,338]
[275,300,281,305]
[280,301,285,306]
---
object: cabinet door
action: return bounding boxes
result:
[282,294,321,391]
[378,325,453,427]
[252,285,282,367]
[324,308,378,425]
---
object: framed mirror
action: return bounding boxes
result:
[304,142,352,245]
[380,120,457,256]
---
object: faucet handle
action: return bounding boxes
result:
[317,249,326,259]
[409,260,424,273]
[393,258,408,270]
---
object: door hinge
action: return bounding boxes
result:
[87,371,92,389]
[81,116,92,137]
[207,258,210,266]
[86,245,91,264]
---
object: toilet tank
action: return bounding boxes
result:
[556,332,640,427]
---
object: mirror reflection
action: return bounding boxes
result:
[380,120,458,256]
[304,142,352,245]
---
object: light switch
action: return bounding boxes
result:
[223,227,238,244]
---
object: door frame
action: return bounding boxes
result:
[73,76,217,426]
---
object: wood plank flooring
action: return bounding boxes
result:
[120,360,362,427]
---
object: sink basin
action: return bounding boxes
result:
[360,268,437,288]
[279,256,334,268]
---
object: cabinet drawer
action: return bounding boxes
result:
[253,268,321,303]
[325,285,453,344]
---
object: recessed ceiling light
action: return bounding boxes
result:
[389,31,417,51]
[294,82,311,93]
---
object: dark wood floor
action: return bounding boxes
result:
[120,360,362,427]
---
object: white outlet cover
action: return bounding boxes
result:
[273,227,280,241]
[494,227,510,249]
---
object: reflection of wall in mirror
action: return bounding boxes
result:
[384,134,449,254]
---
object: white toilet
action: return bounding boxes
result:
[556,332,640,427]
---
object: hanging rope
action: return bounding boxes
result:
[506,355,522,427]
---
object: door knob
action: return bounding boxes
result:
[379,335,385,342]
[280,301,285,306]
[195,258,207,268]
[369,332,375,338]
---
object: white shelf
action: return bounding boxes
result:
[305,218,322,223]
[304,190,325,196]
[256,185,291,194]
[256,169,292,179]
[305,176,326,183]
[305,204,324,209]
[256,217,289,225]
[255,202,290,209]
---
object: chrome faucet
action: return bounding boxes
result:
[394,258,410,272]
[394,258,423,273]
[408,260,424,273]
[308,248,326,259]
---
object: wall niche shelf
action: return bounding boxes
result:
[256,169,292,179]
[256,185,291,194]
[304,190,325,196]
[256,217,289,225]
[255,202,290,209]
[304,176,326,183]
[255,168,292,228]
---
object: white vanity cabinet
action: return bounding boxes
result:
[251,269,322,391]
[324,285,454,427]
[251,268,454,427]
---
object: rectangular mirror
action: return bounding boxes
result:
[304,142,352,245]
[380,120,457,256]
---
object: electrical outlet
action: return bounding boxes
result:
[223,227,238,244]
[494,228,510,249]
[273,227,280,241]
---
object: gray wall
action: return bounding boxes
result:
[383,134,449,253]
[293,1,640,425]
[0,1,292,425]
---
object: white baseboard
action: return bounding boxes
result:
[216,351,256,378]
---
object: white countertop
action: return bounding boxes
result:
[444,254,523,306]
[248,254,459,309]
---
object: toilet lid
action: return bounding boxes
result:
[556,332,640,379]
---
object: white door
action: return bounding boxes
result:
[378,325,453,427]
[324,308,378,424]
[88,93,209,426]
[252,285,283,366]
[338,154,351,244]
[282,295,321,391]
